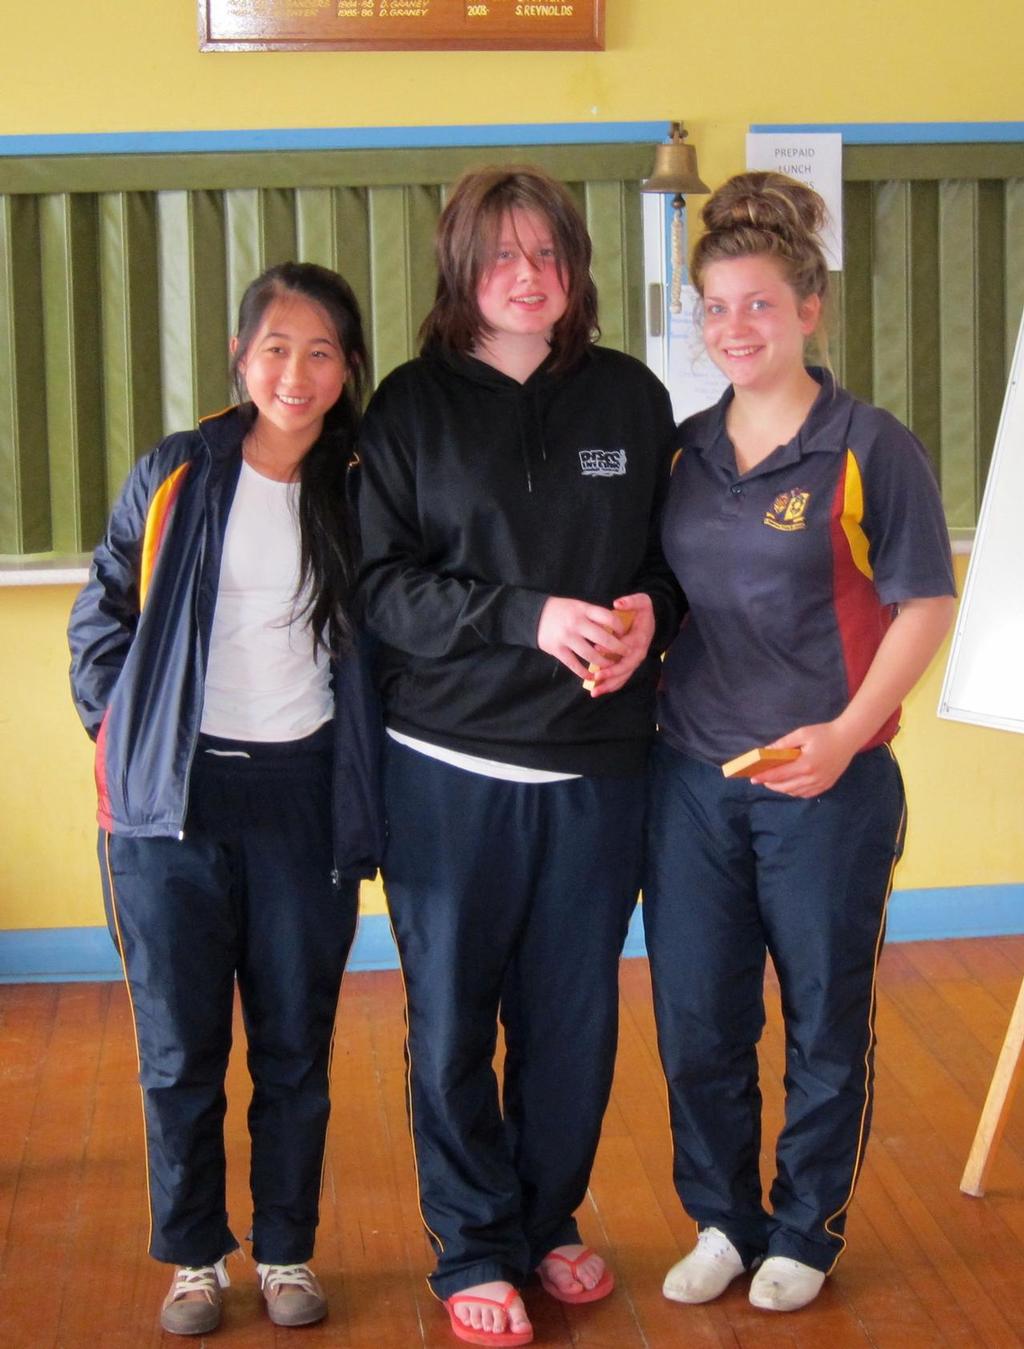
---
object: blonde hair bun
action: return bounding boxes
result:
[691,170,831,317]
[701,171,827,241]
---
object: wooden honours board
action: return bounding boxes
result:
[199,1,604,51]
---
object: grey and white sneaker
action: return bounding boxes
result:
[160,1258,230,1335]
[256,1262,328,1327]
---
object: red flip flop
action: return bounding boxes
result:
[537,1247,615,1304]
[444,1288,533,1347]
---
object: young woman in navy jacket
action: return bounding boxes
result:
[645,173,956,1314]
[68,263,382,1336]
[357,165,677,1346]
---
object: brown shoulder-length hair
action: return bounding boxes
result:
[419,164,600,371]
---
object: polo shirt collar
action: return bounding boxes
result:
[699,368,855,478]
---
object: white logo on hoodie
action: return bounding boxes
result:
[579,449,627,478]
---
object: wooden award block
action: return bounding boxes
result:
[582,608,634,692]
[721,746,802,779]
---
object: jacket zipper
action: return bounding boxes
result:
[176,453,218,840]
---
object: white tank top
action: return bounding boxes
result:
[201,460,333,741]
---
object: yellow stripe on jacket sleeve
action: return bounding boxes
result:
[840,449,873,581]
[139,462,190,608]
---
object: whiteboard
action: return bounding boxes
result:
[939,307,1024,734]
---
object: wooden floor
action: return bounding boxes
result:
[2,938,1023,1348]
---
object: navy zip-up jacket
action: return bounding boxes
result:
[67,405,384,879]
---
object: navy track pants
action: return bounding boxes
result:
[382,739,644,1300]
[100,727,358,1267]
[643,740,905,1274]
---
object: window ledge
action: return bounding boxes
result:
[0,555,90,587]
[1,532,973,587]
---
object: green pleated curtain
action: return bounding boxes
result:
[0,143,649,556]
[2,140,1023,556]
[836,144,1024,532]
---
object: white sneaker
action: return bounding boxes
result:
[662,1227,746,1304]
[749,1255,825,1311]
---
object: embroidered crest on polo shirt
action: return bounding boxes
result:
[579,449,627,477]
[764,488,810,532]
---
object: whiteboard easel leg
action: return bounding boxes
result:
[960,973,1024,1197]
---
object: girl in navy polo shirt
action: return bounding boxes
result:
[644,172,956,1313]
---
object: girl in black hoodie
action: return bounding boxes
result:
[357,165,677,1347]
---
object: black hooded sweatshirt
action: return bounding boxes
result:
[356,342,680,776]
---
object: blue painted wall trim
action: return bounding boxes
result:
[749,122,1024,144]
[4,121,1021,161]
[0,122,669,158]
[2,884,1022,984]
[4,122,1020,165]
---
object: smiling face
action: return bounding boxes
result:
[475,207,569,359]
[234,293,347,455]
[700,254,821,394]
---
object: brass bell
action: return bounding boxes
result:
[641,123,710,202]
[641,123,709,316]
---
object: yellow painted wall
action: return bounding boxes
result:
[1,586,103,929]
[3,557,1023,930]
[0,583,387,928]
[2,0,1024,931]
[1,2,1022,143]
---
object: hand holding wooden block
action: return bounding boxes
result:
[721,746,802,779]
[582,609,635,691]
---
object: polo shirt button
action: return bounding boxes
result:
[730,485,742,495]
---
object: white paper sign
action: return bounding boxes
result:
[668,284,730,423]
[643,195,730,423]
[745,132,843,270]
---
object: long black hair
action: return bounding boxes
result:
[229,262,369,656]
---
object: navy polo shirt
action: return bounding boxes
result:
[658,371,956,766]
